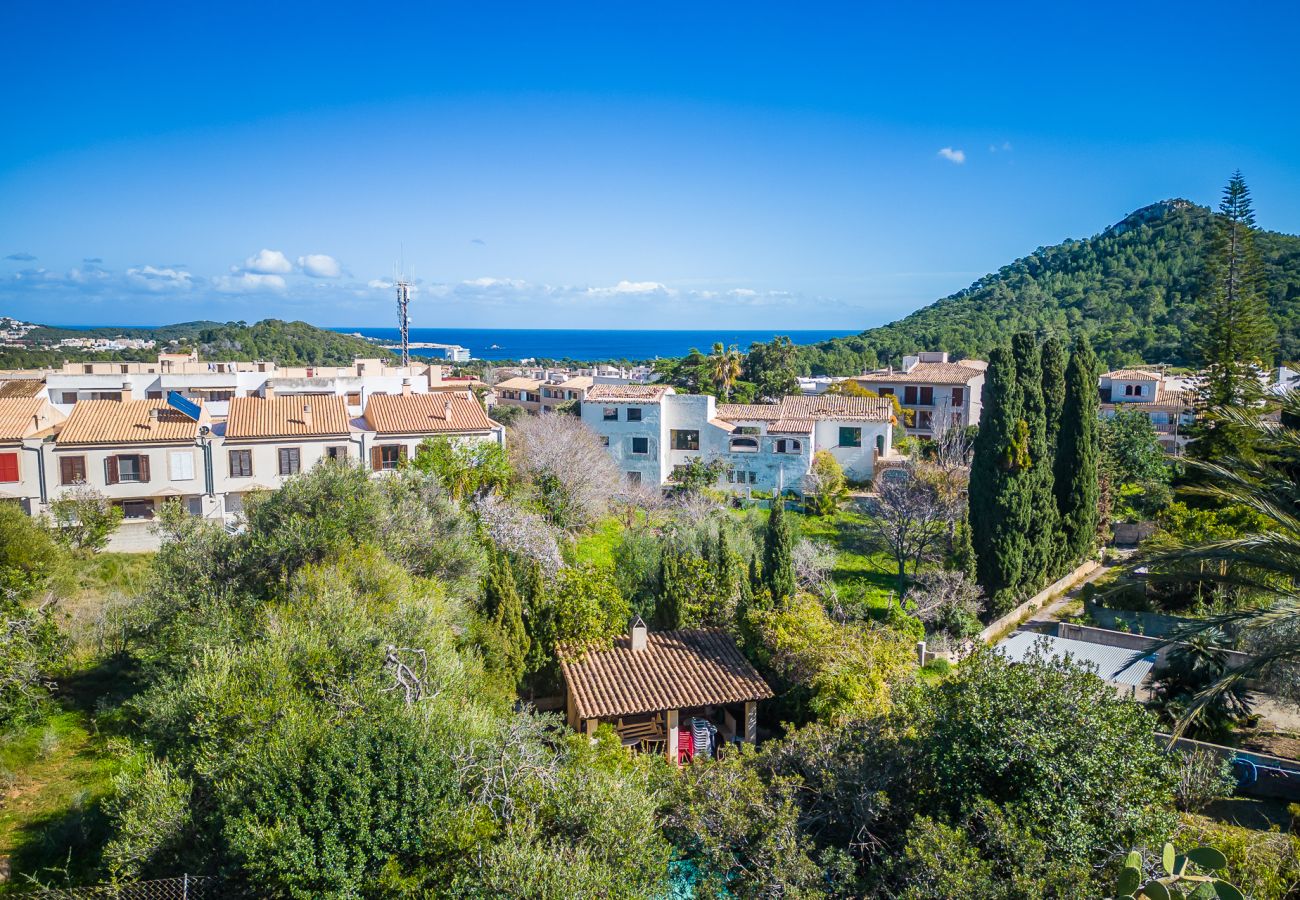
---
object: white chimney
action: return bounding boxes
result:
[120,381,133,402]
[302,402,313,428]
[402,378,412,396]
[264,383,276,399]
[443,396,453,419]
[630,616,647,652]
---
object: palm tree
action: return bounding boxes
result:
[1133,396,1300,734]
[707,342,743,400]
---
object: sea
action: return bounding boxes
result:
[333,327,855,362]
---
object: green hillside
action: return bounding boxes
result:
[800,200,1300,374]
[1,319,392,368]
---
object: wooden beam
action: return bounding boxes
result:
[667,709,679,763]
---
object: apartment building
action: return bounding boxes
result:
[362,391,503,472]
[0,398,63,511]
[493,376,544,414]
[45,399,218,522]
[540,376,594,413]
[581,386,896,493]
[1098,368,1194,454]
[219,395,354,513]
[853,352,986,437]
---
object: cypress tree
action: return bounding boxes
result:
[1013,332,1058,590]
[484,549,528,687]
[519,559,547,678]
[1053,335,1101,563]
[711,527,739,622]
[1192,171,1275,462]
[763,497,796,603]
[969,346,1031,612]
[1040,335,1067,448]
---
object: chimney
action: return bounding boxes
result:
[120,381,133,402]
[402,378,412,396]
[147,407,160,427]
[264,383,276,399]
[443,396,453,420]
[302,402,313,428]
[629,616,647,652]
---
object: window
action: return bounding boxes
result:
[206,390,234,402]
[735,426,760,435]
[372,444,406,471]
[918,386,934,406]
[600,435,610,447]
[877,387,894,398]
[146,390,164,400]
[729,436,759,453]
[951,387,964,406]
[748,471,756,484]
[917,410,933,431]
[1124,383,1145,398]
[168,450,195,481]
[105,454,149,484]
[630,436,649,455]
[0,452,17,483]
[903,386,918,405]
[626,471,642,485]
[60,455,86,485]
[88,391,122,401]
[839,427,862,448]
[229,449,252,478]
[61,392,78,404]
[118,499,155,520]
[626,407,642,422]
[346,392,361,406]
[774,438,802,454]
[325,445,348,460]
[670,429,699,451]
[278,447,301,476]
[603,407,618,421]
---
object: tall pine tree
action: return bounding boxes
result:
[1053,335,1101,563]
[1013,332,1058,590]
[1040,335,1067,448]
[763,497,796,603]
[969,347,1032,612]
[1192,171,1275,461]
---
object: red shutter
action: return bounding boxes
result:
[105,456,119,485]
[138,455,151,483]
[0,452,18,483]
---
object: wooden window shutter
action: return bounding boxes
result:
[370,446,382,471]
[139,455,151,483]
[105,456,119,485]
[0,452,18,483]
[398,444,408,462]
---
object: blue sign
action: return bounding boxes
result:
[167,391,203,421]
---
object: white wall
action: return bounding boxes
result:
[581,400,667,484]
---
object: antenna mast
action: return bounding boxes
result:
[395,278,411,367]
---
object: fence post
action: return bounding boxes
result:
[182,873,189,900]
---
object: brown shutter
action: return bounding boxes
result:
[104,456,119,485]
[60,457,76,485]
[139,454,151,483]
[370,446,382,471]
[398,444,408,462]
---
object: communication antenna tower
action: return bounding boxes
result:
[395,276,412,367]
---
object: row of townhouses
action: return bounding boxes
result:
[0,389,502,543]
[581,385,900,494]
[489,364,656,416]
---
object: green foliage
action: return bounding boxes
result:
[1150,633,1252,741]
[656,543,714,629]
[489,402,524,427]
[762,500,796,603]
[794,199,1300,375]
[1103,408,1172,487]
[1012,332,1059,587]
[0,505,66,728]
[1054,334,1102,564]
[915,646,1177,863]
[1106,841,1244,900]
[743,335,800,401]
[805,450,849,516]
[101,752,193,882]
[1040,334,1067,447]
[482,548,529,687]
[1178,815,1300,900]
[49,487,124,553]
[670,456,727,496]
[411,436,512,502]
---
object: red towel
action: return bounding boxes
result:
[678,727,694,763]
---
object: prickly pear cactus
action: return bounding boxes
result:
[1107,842,1243,900]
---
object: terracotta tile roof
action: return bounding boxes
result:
[0,398,59,441]
[226,395,351,439]
[364,391,495,434]
[585,384,672,402]
[494,376,544,391]
[718,395,893,424]
[556,376,595,390]
[768,418,816,434]
[559,628,773,721]
[58,399,206,445]
[0,379,45,399]
[857,361,985,385]
[1104,368,1162,381]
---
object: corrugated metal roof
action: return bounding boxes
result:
[363,391,494,435]
[998,631,1155,687]
[57,399,205,445]
[226,395,351,439]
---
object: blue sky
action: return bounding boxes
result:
[2,1,1297,330]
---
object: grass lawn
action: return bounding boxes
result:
[565,517,626,570]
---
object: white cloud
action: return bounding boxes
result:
[126,265,194,291]
[298,253,342,278]
[215,271,286,293]
[463,276,526,289]
[243,249,293,275]
[588,280,674,296]
[989,141,1013,153]
[937,147,966,164]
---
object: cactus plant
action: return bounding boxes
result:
[1107,842,1243,900]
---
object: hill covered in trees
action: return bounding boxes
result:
[799,200,1300,374]
[1,319,392,368]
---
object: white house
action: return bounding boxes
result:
[0,397,63,513]
[361,391,504,471]
[1098,368,1195,454]
[581,386,897,493]
[853,351,986,437]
